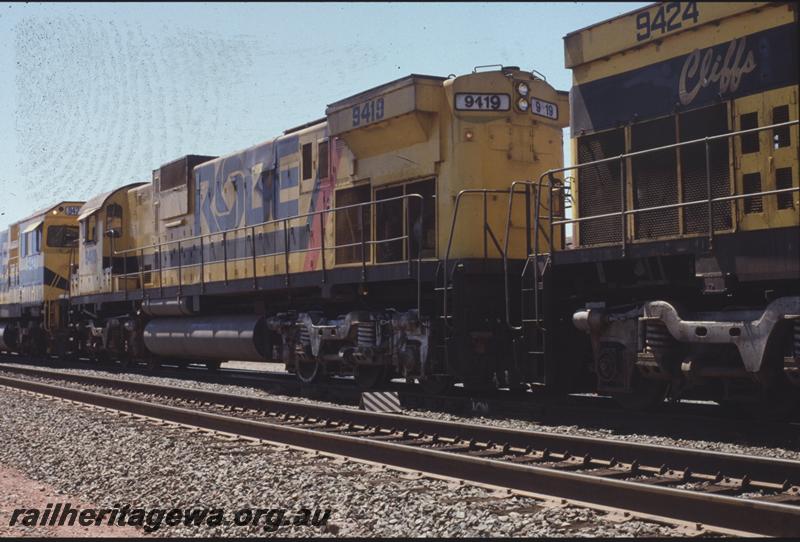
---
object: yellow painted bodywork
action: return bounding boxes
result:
[0,202,83,325]
[566,2,798,247]
[72,184,147,296]
[137,68,569,291]
[565,2,769,73]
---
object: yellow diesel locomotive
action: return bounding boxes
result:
[516,2,799,412]
[10,66,568,391]
[0,202,84,356]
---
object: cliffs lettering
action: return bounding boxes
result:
[678,37,756,106]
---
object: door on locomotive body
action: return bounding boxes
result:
[41,209,81,329]
[373,178,437,264]
[19,219,44,305]
[126,183,156,291]
[0,229,8,307]
[733,87,800,230]
[77,210,104,294]
[7,224,20,304]
[334,182,372,266]
[295,125,332,273]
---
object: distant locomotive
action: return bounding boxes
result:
[0,202,83,356]
[0,2,797,416]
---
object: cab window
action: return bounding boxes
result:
[107,203,123,236]
[47,225,79,248]
[335,185,371,264]
[82,214,97,243]
[374,178,436,263]
[21,226,42,256]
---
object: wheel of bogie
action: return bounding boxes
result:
[205,361,220,371]
[418,375,454,395]
[146,358,161,372]
[612,375,668,411]
[295,358,323,384]
[354,364,390,391]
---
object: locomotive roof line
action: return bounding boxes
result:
[283,117,327,135]
[155,154,217,172]
[564,2,771,68]
[326,73,447,111]
[14,201,86,228]
[78,182,147,221]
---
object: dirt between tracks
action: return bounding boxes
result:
[0,464,143,537]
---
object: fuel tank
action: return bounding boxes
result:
[0,324,18,352]
[142,315,267,361]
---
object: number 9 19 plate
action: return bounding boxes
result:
[531,98,558,120]
[455,93,510,111]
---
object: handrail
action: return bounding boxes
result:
[114,193,421,255]
[551,186,798,226]
[440,187,531,330]
[532,119,799,243]
[501,180,554,332]
[110,193,425,314]
[441,189,502,323]
[503,119,799,331]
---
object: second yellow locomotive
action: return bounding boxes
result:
[47,66,568,389]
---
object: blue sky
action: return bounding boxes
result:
[0,2,647,229]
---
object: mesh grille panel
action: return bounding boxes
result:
[743,173,763,213]
[577,129,625,245]
[632,117,678,239]
[776,167,794,210]
[679,104,732,234]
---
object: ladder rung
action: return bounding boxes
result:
[522,319,543,323]
[433,286,454,291]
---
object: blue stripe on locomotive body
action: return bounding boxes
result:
[570,23,799,135]
[194,134,301,235]
[19,255,44,287]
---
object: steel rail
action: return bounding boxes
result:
[1,365,798,487]
[501,119,800,329]
[1,373,799,536]
[2,360,799,445]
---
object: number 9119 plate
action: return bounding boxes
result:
[455,93,510,111]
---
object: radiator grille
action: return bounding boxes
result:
[679,104,732,234]
[743,173,763,214]
[632,117,678,239]
[577,128,625,246]
[776,167,794,210]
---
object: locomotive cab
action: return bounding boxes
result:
[0,201,83,355]
[73,183,147,297]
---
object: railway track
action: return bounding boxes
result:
[1,366,799,536]
[2,357,799,450]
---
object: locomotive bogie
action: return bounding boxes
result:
[574,297,800,399]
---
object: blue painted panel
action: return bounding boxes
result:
[194,134,304,236]
[571,23,799,134]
